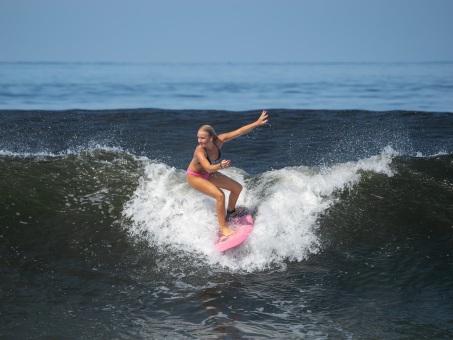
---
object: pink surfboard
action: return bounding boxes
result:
[215,213,254,252]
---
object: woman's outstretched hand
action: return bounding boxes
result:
[256,110,269,125]
[219,110,269,143]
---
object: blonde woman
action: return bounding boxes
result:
[186,110,269,236]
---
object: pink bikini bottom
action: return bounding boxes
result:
[186,169,210,180]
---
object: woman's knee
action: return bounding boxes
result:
[214,189,226,203]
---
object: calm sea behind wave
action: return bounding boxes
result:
[1,61,452,112]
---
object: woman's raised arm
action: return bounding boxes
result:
[219,110,268,143]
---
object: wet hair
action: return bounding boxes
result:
[199,125,219,141]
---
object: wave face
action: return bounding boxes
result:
[1,109,452,338]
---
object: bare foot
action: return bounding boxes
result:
[226,207,249,221]
[221,226,235,236]
[228,206,246,214]
[235,207,247,214]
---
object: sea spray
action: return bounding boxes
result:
[122,147,396,271]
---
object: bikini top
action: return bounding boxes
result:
[192,141,222,165]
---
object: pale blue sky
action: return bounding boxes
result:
[1,0,452,63]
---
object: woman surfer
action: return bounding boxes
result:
[186,110,269,236]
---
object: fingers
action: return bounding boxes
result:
[261,110,268,124]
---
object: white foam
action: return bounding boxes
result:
[122,147,397,272]
[0,144,129,159]
[415,150,449,158]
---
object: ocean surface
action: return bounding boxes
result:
[1,62,452,339]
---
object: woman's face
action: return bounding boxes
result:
[197,130,212,147]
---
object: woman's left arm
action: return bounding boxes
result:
[219,110,268,143]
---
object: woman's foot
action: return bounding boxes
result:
[221,226,236,236]
[226,207,248,221]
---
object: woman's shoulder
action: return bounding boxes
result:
[194,144,204,154]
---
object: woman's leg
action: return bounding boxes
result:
[208,172,243,212]
[186,174,235,236]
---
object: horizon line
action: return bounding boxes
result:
[1,60,452,64]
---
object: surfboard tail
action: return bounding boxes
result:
[215,213,254,252]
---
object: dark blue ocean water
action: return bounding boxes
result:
[1,62,452,339]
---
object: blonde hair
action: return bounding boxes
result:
[199,125,219,141]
